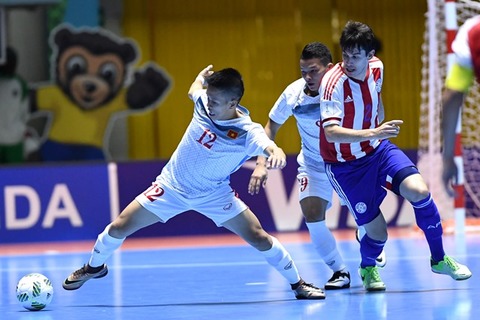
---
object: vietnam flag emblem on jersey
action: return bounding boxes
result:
[227,129,238,139]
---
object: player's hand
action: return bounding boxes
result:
[442,157,458,197]
[375,120,403,139]
[196,65,214,84]
[266,147,287,170]
[248,165,269,195]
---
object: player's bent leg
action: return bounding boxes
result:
[222,208,273,251]
[223,209,325,299]
[356,224,387,268]
[358,216,387,291]
[109,200,162,239]
[301,196,350,289]
[399,174,472,280]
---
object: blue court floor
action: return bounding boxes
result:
[1,231,479,320]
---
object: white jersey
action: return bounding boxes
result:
[452,15,480,68]
[269,78,324,168]
[158,89,274,198]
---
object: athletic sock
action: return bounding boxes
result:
[260,236,301,284]
[85,265,105,273]
[306,220,347,272]
[357,225,367,240]
[88,224,125,268]
[360,234,385,268]
[411,194,445,262]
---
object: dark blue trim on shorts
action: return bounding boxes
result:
[391,166,419,195]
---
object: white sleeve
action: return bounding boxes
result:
[268,91,293,125]
[452,18,477,67]
[245,123,275,156]
[320,84,343,127]
[192,89,207,104]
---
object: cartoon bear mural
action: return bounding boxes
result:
[30,24,171,161]
[0,47,30,164]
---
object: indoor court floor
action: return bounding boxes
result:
[1,228,479,320]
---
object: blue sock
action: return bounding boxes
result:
[360,234,385,268]
[411,194,445,262]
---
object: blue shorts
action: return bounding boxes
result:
[325,140,417,225]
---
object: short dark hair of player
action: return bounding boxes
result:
[206,68,245,102]
[301,42,333,67]
[340,21,377,53]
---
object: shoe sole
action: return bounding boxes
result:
[62,268,108,290]
[325,283,350,290]
[295,294,326,300]
[366,286,386,292]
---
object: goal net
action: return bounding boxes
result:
[418,0,480,232]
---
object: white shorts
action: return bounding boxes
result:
[296,163,333,205]
[135,180,248,227]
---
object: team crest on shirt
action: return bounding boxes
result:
[355,202,367,214]
[375,79,383,92]
[227,129,238,139]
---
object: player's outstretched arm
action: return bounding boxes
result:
[324,120,403,143]
[441,88,465,197]
[188,64,214,100]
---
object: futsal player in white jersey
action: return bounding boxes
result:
[319,21,471,292]
[250,42,350,289]
[249,42,386,290]
[62,65,326,299]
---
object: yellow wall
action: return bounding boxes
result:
[123,0,427,159]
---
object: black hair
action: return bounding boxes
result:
[300,42,333,66]
[340,21,377,53]
[206,67,244,102]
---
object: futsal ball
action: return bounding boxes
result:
[16,273,54,311]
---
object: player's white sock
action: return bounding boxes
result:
[306,220,347,272]
[88,224,125,268]
[260,236,301,284]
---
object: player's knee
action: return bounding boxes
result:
[367,228,388,242]
[398,173,430,202]
[108,221,129,238]
[300,198,328,222]
[246,229,271,251]
[403,183,430,202]
[409,188,430,203]
[303,210,325,222]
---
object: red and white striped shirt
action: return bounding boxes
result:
[319,58,383,163]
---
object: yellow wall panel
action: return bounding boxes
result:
[332,0,427,149]
[123,0,427,160]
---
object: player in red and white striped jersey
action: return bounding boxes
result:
[442,15,480,196]
[320,21,471,292]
